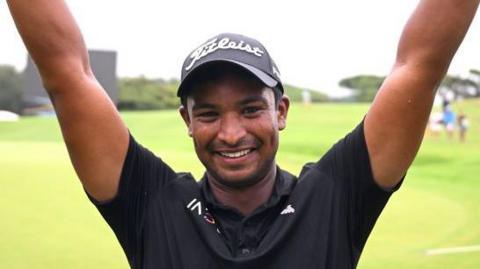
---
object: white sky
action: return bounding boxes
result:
[1,0,479,96]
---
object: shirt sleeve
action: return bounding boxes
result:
[315,120,403,253]
[86,133,177,267]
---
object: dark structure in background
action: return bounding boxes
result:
[22,50,118,115]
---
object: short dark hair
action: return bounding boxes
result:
[179,62,283,108]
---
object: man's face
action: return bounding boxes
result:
[180,74,289,189]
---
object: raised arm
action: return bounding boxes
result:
[365,0,479,188]
[7,0,129,201]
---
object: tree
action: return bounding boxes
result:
[117,76,180,110]
[338,75,385,102]
[0,65,23,114]
[470,69,480,76]
[440,74,479,99]
[469,69,480,95]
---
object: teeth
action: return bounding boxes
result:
[220,149,251,158]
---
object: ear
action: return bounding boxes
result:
[277,95,290,131]
[179,105,193,137]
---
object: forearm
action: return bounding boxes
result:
[7,0,91,92]
[396,0,479,76]
[365,0,478,188]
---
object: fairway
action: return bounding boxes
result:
[0,101,479,268]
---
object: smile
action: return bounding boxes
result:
[218,149,253,158]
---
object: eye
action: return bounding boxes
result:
[195,111,218,122]
[199,111,217,117]
[243,106,262,116]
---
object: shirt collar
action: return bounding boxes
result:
[200,166,296,213]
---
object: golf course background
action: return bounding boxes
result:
[0,100,479,268]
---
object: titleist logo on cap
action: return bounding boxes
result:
[185,37,265,71]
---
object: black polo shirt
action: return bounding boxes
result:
[89,122,399,269]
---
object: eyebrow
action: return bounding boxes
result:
[191,95,269,111]
[192,103,218,111]
[237,95,269,106]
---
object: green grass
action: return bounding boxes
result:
[0,100,479,268]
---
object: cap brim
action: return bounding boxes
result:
[177,59,279,97]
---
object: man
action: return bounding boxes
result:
[7,0,479,268]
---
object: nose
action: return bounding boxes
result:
[217,113,247,146]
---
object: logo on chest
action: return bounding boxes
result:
[186,198,217,225]
[186,198,203,215]
[280,204,295,215]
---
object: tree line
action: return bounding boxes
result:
[339,70,480,102]
[0,64,328,113]
[1,63,477,114]
[117,77,328,110]
[0,65,23,114]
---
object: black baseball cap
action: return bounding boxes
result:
[177,33,284,97]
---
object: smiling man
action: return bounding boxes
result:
[6,0,479,268]
[177,43,289,216]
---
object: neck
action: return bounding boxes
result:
[208,165,277,216]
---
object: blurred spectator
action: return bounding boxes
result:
[428,112,443,137]
[443,105,456,139]
[442,98,451,112]
[302,90,311,106]
[457,113,469,143]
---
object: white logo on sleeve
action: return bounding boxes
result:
[280,204,295,215]
[187,198,203,215]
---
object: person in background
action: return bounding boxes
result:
[428,112,444,138]
[457,112,469,142]
[443,105,456,139]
